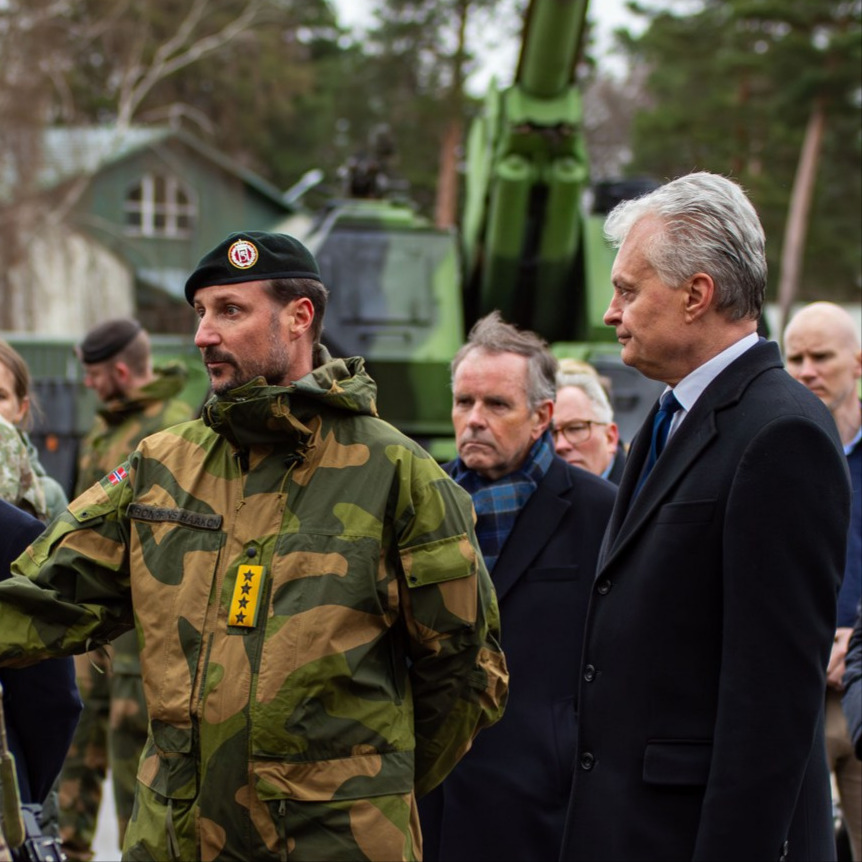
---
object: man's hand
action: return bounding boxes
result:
[827,627,853,690]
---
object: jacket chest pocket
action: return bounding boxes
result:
[250,531,387,759]
[654,500,716,525]
[524,564,580,582]
[128,505,225,726]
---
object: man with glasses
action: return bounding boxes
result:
[553,359,626,484]
[419,311,616,862]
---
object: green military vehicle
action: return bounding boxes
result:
[6,0,661,486]
[279,0,663,459]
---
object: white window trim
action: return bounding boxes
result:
[125,172,197,238]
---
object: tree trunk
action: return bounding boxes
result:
[433,0,469,230]
[777,96,826,340]
[434,119,462,229]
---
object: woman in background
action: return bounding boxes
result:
[0,339,68,520]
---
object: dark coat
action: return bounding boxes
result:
[605,446,627,485]
[560,340,851,862]
[420,456,616,861]
[0,499,82,803]
[844,603,862,760]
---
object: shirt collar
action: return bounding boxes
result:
[670,332,760,415]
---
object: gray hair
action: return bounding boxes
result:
[604,172,766,321]
[452,311,557,409]
[555,370,614,424]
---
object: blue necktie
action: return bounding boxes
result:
[634,390,682,496]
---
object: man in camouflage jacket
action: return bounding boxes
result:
[0,231,508,861]
[58,319,194,861]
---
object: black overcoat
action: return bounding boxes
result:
[421,456,616,861]
[560,340,851,862]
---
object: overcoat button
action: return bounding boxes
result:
[583,664,596,682]
[579,752,595,770]
[596,578,611,595]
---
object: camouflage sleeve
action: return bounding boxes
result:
[388,444,508,797]
[0,462,135,667]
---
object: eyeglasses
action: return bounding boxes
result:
[552,420,608,446]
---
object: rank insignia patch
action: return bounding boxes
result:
[229,565,266,628]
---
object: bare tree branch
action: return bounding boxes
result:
[115,0,268,129]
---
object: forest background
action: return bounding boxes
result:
[0,0,859,312]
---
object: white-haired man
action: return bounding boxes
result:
[561,173,850,862]
[553,360,625,483]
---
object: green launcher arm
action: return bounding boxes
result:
[461,0,611,344]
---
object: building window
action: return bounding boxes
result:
[124,173,196,238]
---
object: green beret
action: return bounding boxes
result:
[78,318,143,364]
[184,231,321,305]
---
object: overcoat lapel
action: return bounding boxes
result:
[491,458,572,602]
[600,340,783,570]
[608,413,717,558]
[603,399,657,550]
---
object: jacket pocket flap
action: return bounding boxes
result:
[69,482,116,524]
[643,739,712,786]
[137,739,197,800]
[526,565,580,582]
[655,500,716,525]
[400,534,477,587]
[253,749,414,802]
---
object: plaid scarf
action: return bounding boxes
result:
[451,430,555,573]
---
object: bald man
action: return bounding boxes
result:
[785,302,862,861]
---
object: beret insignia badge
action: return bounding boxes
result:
[227,239,259,269]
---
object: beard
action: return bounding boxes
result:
[102,382,127,402]
[204,315,292,395]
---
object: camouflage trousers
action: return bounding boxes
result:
[58,648,148,861]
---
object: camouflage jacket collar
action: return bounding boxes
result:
[98,363,189,426]
[202,356,378,452]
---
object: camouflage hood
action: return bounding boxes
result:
[98,362,189,426]
[201,355,378,452]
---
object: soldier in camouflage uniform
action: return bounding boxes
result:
[58,319,193,861]
[0,231,508,861]
[0,414,47,519]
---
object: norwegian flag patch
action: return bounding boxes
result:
[107,466,129,486]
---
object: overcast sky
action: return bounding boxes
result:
[330,0,650,91]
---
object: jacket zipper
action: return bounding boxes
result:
[277,798,288,861]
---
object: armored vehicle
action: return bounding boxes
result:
[6,0,662,484]
[280,0,663,457]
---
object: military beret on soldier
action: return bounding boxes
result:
[184,231,322,305]
[78,318,143,364]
